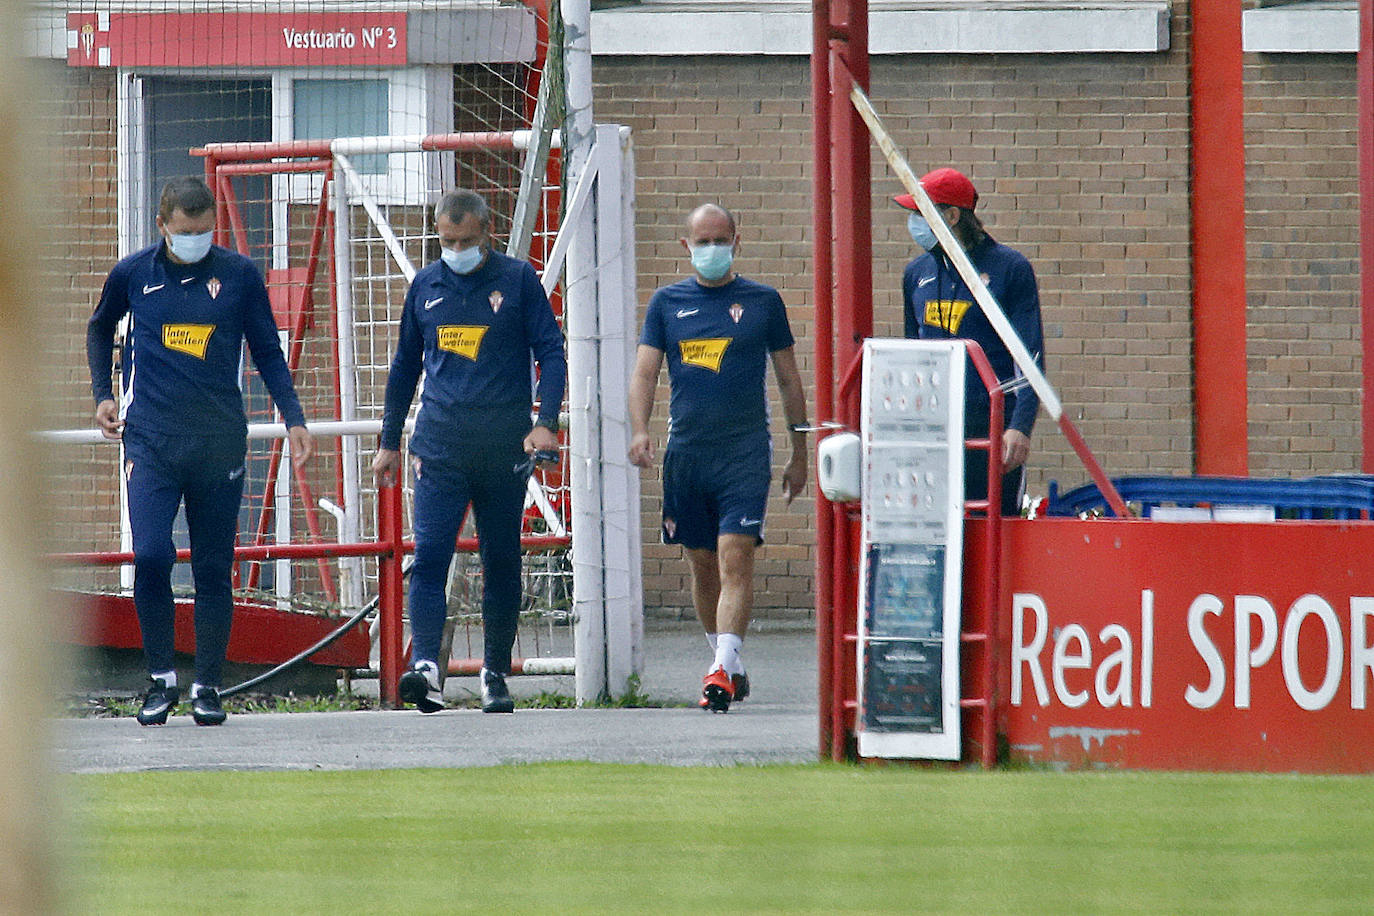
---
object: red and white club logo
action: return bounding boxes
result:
[729,303,743,324]
[207,278,222,300]
[489,290,503,314]
[66,13,111,67]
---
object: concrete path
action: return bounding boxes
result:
[55,622,821,774]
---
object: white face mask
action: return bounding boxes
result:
[167,231,213,264]
[441,244,484,275]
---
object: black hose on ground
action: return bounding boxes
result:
[221,558,413,699]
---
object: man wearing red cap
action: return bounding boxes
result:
[895,167,1045,516]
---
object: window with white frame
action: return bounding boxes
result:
[293,78,389,175]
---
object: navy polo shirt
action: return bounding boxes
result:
[640,275,795,453]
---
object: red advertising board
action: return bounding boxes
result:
[66,12,407,68]
[978,518,1374,773]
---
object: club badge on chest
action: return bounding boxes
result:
[489,290,503,314]
[730,303,743,324]
[207,278,221,299]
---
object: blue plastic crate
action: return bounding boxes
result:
[1045,475,1374,520]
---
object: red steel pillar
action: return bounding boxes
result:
[1190,0,1250,475]
[814,0,871,761]
[377,482,406,708]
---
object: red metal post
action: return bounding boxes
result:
[962,341,1004,769]
[1361,0,1374,470]
[1190,0,1249,475]
[377,482,406,708]
[828,0,871,761]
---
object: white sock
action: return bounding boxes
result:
[713,633,744,676]
[705,632,718,651]
[152,670,177,689]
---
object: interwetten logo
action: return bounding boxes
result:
[924,299,973,334]
[679,337,730,372]
[437,325,488,361]
[162,323,215,359]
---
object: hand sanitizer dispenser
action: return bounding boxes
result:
[818,432,862,503]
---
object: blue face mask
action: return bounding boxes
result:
[690,243,735,282]
[441,244,484,275]
[907,212,939,252]
[167,231,214,264]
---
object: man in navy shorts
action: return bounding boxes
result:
[629,203,808,712]
[87,176,313,727]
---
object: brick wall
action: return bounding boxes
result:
[592,27,1203,619]
[593,7,1363,620]
[1243,53,1361,475]
[30,2,1367,619]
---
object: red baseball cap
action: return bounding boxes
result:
[893,167,978,211]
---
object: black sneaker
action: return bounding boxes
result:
[399,661,444,714]
[136,678,180,726]
[732,672,750,702]
[480,668,514,714]
[191,687,227,726]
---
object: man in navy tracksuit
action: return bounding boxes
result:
[629,203,809,713]
[897,168,1045,517]
[87,176,313,726]
[373,189,566,714]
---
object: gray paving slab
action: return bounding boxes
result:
[56,621,821,773]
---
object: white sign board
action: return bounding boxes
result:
[857,340,966,760]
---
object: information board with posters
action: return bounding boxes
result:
[856,340,966,759]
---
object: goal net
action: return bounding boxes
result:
[31,0,591,676]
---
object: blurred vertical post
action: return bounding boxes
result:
[0,0,59,908]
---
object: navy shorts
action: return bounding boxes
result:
[661,446,772,550]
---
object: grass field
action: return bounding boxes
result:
[69,764,1374,913]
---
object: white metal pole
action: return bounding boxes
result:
[331,172,365,612]
[593,124,640,697]
[562,0,606,703]
[618,126,645,678]
[275,331,293,608]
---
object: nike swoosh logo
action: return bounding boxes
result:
[739,517,761,527]
[675,308,699,319]
[424,297,443,310]
[917,276,936,288]
[142,283,165,294]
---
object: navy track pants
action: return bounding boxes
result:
[407,413,529,674]
[123,429,246,686]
